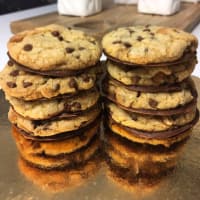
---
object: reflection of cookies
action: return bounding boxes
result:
[105,78,196,112]
[105,131,187,176]
[102,26,197,65]
[12,119,99,156]
[0,61,98,101]
[8,105,101,137]
[7,89,99,120]
[16,134,100,170]
[8,24,101,71]
[18,155,101,193]
[108,103,197,132]
[107,59,196,86]
[106,161,166,195]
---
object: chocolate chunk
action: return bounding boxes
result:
[7,82,17,88]
[143,28,150,32]
[152,72,166,84]
[66,47,75,54]
[23,81,33,88]
[9,70,19,77]
[137,36,144,42]
[76,55,80,59]
[130,113,138,121]
[54,83,60,91]
[131,76,140,85]
[112,40,122,44]
[79,47,85,51]
[149,98,158,108]
[72,102,82,110]
[7,60,14,66]
[126,28,135,34]
[51,31,60,37]
[123,42,132,48]
[69,78,78,90]
[136,91,141,98]
[58,36,64,41]
[82,74,90,82]
[90,40,96,45]
[23,44,33,51]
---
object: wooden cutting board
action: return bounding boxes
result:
[10,2,200,39]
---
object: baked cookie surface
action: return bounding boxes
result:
[7,89,99,120]
[0,61,97,101]
[102,26,197,65]
[8,24,102,71]
[108,103,196,132]
[107,59,196,86]
[105,78,196,113]
[8,105,101,137]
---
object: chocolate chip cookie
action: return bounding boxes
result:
[8,105,101,137]
[102,26,197,65]
[0,61,97,101]
[8,24,102,71]
[7,89,99,120]
[107,59,196,86]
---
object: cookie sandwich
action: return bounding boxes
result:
[102,25,199,185]
[0,24,102,169]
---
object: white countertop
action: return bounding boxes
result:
[0,3,200,77]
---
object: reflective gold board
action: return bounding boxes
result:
[0,77,200,200]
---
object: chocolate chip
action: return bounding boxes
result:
[23,81,32,88]
[152,72,166,84]
[7,60,14,66]
[72,102,82,110]
[112,40,122,44]
[137,36,144,42]
[131,76,140,85]
[51,31,60,37]
[150,32,155,39]
[126,28,135,34]
[31,141,41,149]
[54,83,60,91]
[23,44,33,51]
[143,28,150,32]
[76,55,80,59]
[136,91,141,98]
[69,78,78,90]
[7,82,17,88]
[9,70,19,77]
[90,40,96,45]
[149,98,158,108]
[123,42,132,48]
[82,74,90,82]
[131,113,137,121]
[66,47,75,53]
[79,47,85,51]
[58,36,64,41]
[144,48,148,53]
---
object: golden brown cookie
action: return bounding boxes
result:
[16,134,100,170]
[8,24,102,71]
[8,104,101,137]
[102,26,197,65]
[7,88,99,120]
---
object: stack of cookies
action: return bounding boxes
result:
[102,26,199,185]
[0,24,102,170]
